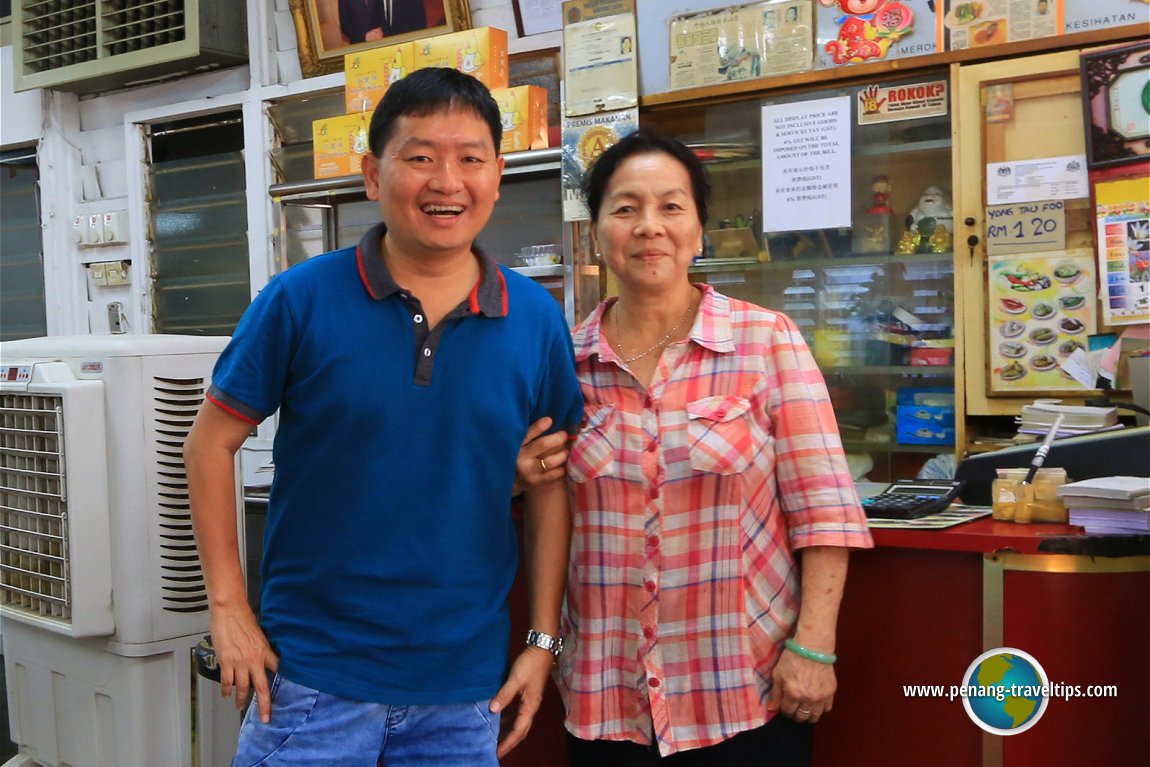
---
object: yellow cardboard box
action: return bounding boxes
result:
[491,85,548,154]
[313,113,369,179]
[413,27,508,90]
[345,42,416,115]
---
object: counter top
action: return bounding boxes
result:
[871,516,1150,557]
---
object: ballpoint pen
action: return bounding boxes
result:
[1022,413,1065,485]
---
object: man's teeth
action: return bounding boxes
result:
[423,204,464,215]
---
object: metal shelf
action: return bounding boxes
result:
[268,147,562,203]
[842,440,954,455]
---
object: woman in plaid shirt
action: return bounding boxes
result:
[522,129,873,766]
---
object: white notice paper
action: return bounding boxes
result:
[985,155,1089,206]
[761,96,852,232]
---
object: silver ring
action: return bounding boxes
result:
[798,707,812,715]
[538,458,549,473]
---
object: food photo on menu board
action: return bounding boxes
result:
[988,249,1097,392]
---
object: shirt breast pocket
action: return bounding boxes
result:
[567,404,616,484]
[686,395,755,475]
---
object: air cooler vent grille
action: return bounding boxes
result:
[151,375,209,613]
[0,393,71,622]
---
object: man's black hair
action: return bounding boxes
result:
[368,67,502,156]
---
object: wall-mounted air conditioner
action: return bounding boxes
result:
[13,0,248,95]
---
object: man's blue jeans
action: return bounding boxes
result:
[231,673,501,767]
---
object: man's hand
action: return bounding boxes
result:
[210,604,280,723]
[489,647,554,757]
[365,27,384,41]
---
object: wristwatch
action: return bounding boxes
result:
[525,629,564,659]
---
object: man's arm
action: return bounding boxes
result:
[490,473,571,757]
[185,401,279,722]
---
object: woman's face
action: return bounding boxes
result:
[594,151,703,294]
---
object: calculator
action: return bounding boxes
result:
[860,479,966,520]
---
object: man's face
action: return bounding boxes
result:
[362,107,504,261]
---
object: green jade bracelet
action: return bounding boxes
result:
[784,637,837,665]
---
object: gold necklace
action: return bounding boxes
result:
[614,297,695,364]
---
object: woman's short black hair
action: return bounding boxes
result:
[368,67,502,156]
[582,128,710,226]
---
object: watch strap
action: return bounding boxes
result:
[525,629,563,658]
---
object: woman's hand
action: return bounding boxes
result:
[514,417,569,492]
[767,649,836,724]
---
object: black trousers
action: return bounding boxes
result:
[567,715,813,767]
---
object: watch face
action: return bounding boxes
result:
[1108,69,1150,141]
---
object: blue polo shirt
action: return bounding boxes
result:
[207,223,583,705]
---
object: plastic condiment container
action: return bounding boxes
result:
[991,467,1068,524]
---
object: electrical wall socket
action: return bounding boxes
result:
[104,261,130,286]
[88,262,108,286]
[87,261,130,287]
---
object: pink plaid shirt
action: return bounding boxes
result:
[556,284,873,755]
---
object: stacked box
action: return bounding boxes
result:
[345,43,416,115]
[313,113,369,179]
[895,387,955,445]
[491,85,548,153]
[413,27,509,90]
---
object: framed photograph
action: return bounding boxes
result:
[289,0,472,77]
[1080,42,1150,169]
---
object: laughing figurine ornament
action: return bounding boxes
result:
[907,185,954,253]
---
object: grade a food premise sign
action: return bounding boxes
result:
[857,80,948,125]
[762,96,852,232]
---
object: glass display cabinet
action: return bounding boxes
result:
[643,72,956,481]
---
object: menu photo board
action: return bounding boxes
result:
[987,249,1097,393]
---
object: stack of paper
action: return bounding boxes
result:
[1058,476,1150,534]
[1014,399,1120,442]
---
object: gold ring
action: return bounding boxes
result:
[539,458,549,472]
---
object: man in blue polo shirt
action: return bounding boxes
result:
[185,68,582,766]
